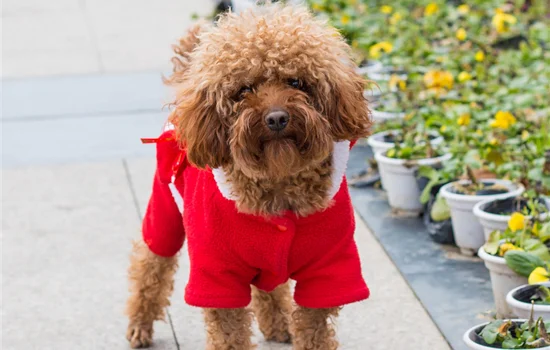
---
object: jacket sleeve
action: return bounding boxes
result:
[141,131,185,257]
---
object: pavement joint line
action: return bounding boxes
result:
[78,0,105,72]
[122,158,181,348]
[2,108,166,123]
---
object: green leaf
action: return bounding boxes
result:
[502,337,523,349]
[524,239,550,262]
[484,231,501,255]
[480,320,503,345]
[430,195,450,221]
[504,250,546,277]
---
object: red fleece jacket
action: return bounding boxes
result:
[142,130,369,308]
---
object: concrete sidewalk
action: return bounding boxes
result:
[2,156,449,349]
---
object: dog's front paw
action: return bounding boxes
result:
[126,323,153,348]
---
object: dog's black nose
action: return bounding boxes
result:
[265,110,290,131]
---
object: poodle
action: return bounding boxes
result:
[126,4,372,350]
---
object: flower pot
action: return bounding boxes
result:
[474,196,550,240]
[368,67,408,82]
[367,130,444,155]
[374,152,452,214]
[371,109,406,122]
[478,247,528,318]
[440,180,524,256]
[463,319,550,350]
[506,282,550,319]
[356,60,383,76]
[363,88,383,104]
[421,182,455,245]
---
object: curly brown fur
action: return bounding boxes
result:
[166,5,371,216]
[291,307,340,350]
[203,308,254,350]
[251,283,293,343]
[126,241,178,349]
[163,21,205,86]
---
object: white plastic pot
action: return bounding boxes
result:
[375,152,452,214]
[506,282,550,319]
[356,60,383,76]
[368,69,408,82]
[371,109,405,122]
[463,319,550,350]
[367,130,444,155]
[440,180,524,256]
[478,247,528,318]
[474,197,550,240]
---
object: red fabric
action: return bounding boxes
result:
[142,130,369,308]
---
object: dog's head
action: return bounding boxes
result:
[170,5,371,179]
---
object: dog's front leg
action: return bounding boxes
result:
[292,306,340,350]
[125,241,179,348]
[203,308,253,350]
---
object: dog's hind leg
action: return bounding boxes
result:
[203,308,253,350]
[292,306,340,350]
[251,282,292,343]
[125,241,178,348]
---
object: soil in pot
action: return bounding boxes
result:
[513,284,550,305]
[483,197,549,216]
[449,181,510,196]
[382,132,437,144]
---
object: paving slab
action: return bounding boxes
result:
[125,156,450,350]
[1,111,167,168]
[1,161,176,350]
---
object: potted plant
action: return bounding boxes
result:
[479,217,550,317]
[507,282,550,320]
[375,136,451,215]
[440,167,524,255]
[370,93,406,122]
[474,194,549,240]
[463,317,550,349]
[367,127,443,155]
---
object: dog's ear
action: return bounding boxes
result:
[171,89,230,169]
[324,67,372,141]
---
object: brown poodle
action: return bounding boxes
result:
[126,4,371,350]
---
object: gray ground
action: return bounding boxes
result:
[2,1,450,349]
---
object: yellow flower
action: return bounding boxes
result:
[369,42,393,59]
[390,12,402,25]
[341,15,351,25]
[381,5,393,14]
[490,111,517,129]
[476,129,483,136]
[529,267,549,284]
[311,3,323,11]
[389,74,406,91]
[458,4,470,14]
[475,50,485,62]
[499,243,523,257]
[458,71,472,82]
[424,70,454,90]
[489,138,498,146]
[440,125,448,133]
[456,28,467,41]
[424,3,439,16]
[521,130,530,141]
[508,212,526,231]
[492,11,517,33]
[457,113,471,126]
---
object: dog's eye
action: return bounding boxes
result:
[237,86,253,99]
[288,78,305,91]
